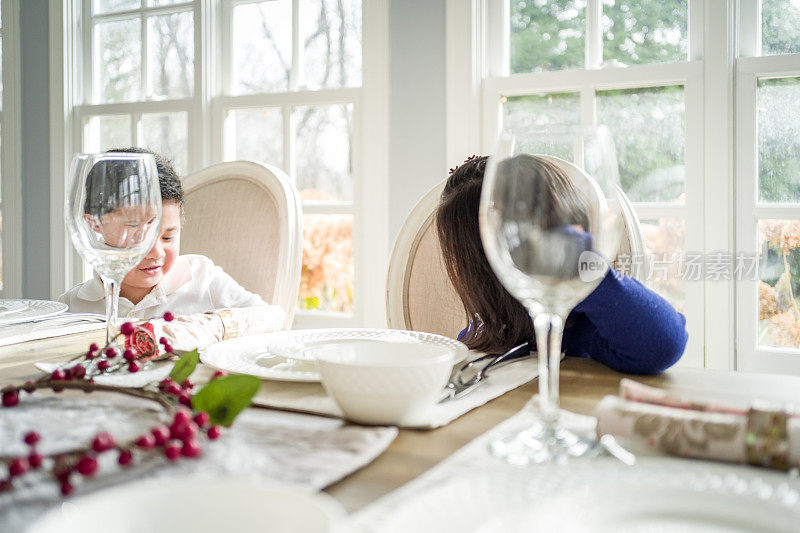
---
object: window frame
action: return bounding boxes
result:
[50,0,389,328]
[0,0,22,298]
[447,0,736,370]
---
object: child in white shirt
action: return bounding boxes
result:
[59,149,277,323]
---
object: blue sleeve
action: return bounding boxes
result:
[562,269,688,374]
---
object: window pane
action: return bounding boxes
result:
[299,214,354,313]
[510,0,585,73]
[95,18,141,103]
[229,107,284,167]
[641,218,685,312]
[300,0,362,89]
[140,112,188,174]
[602,0,688,66]
[758,77,800,203]
[762,0,800,55]
[501,92,581,160]
[94,0,140,15]
[294,104,353,203]
[232,1,291,94]
[758,219,800,349]
[597,85,685,203]
[148,0,188,6]
[147,11,194,99]
[85,115,132,152]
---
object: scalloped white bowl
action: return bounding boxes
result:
[311,341,455,425]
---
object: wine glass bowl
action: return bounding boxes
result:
[479,126,623,464]
[65,153,162,341]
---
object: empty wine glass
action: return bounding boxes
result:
[479,125,622,464]
[65,153,162,342]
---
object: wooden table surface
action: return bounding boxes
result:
[4,331,800,513]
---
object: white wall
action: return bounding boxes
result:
[388,0,448,241]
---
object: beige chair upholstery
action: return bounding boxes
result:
[181,161,302,328]
[386,181,648,337]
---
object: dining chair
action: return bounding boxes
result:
[386,180,649,336]
[181,161,302,328]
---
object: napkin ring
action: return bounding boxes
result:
[745,408,789,470]
[216,309,239,340]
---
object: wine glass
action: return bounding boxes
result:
[65,153,162,342]
[479,125,622,464]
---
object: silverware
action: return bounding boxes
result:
[440,341,533,403]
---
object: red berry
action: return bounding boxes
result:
[89,343,99,352]
[8,457,29,477]
[118,450,133,466]
[28,453,43,469]
[2,390,20,407]
[207,426,222,440]
[164,343,174,353]
[51,370,66,381]
[164,442,181,461]
[128,361,141,373]
[98,360,110,371]
[181,439,202,458]
[178,391,192,407]
[91,432,115,452]
[171,421,198,441]
[104,347,118,359]
[23,381,35,393]
[181,379,193,390]
[85,349,97,359]
[76,456,98,477]
[60,480,74,496]
[193,412,210,428]
[165,382,181,396]
[163,312,174,322]
[173,409,191,426]
[24,431,41,446]
[120,322,135,336]
[151,425,170,446]
[69,365,86,380]
[134,434,156,449]
[159,337,168,345]
[211,370,226,380]
[158,378,175,391]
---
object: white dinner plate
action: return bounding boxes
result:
[374,457,800,533]
[27,476,346,533]
[0,299,68,327]
[0,298,29,318]
[201,329,467,382]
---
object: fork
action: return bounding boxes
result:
[440,341,533,403]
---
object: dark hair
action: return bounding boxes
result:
[435,154,588,353]
[83,148,184,217]
[109,147,184,207]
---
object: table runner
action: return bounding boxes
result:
[0,392,397,532]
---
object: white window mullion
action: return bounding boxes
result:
[140,9,147,101]
[585,0,602,69]
[290,0,301,90]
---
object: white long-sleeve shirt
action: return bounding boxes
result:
[59,254,271,321]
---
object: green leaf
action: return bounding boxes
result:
[168,349,199,383]
[191,375,261,427]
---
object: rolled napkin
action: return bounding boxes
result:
[596,389,800,470]
[152,305,286,352]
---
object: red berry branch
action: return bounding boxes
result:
[0,312,256,498]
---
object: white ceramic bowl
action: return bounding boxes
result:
[311,340,455,425]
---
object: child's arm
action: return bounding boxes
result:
[562,270,688,374]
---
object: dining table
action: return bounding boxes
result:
[3,329,800,519]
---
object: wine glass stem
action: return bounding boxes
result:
[103,278,121,344]
[532,312,564,427]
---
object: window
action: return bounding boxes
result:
[452,0,800,373]
[736,0,800,372]
[478,0,703,368]
[59,0,388,326]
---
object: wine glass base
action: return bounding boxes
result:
[489,419,594,466]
